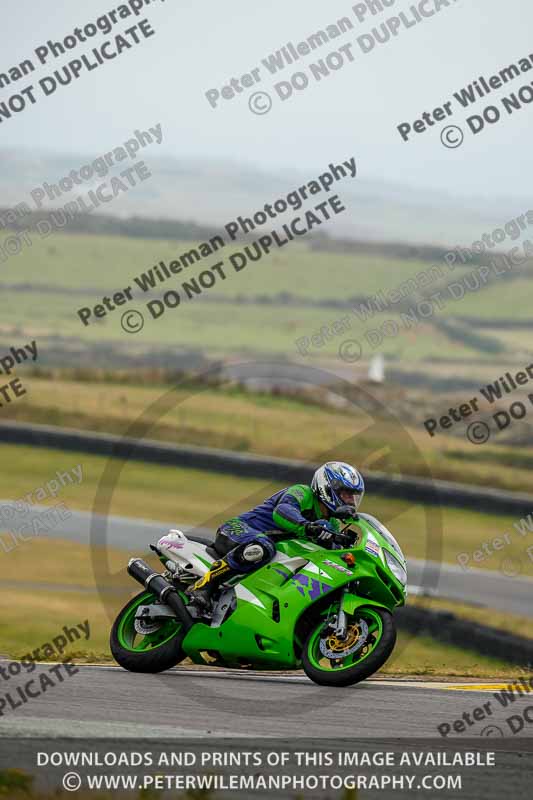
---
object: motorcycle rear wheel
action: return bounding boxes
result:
[302,606,396,687]
[110,589,187,673]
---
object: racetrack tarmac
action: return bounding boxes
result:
[1,662,532,740]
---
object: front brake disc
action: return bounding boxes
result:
[319,619,369,660]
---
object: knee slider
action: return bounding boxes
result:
[242,543,265,563]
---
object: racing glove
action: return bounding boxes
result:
[305,520,336,548]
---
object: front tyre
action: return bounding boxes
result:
[302,607,396,687]
[110,589,187,673]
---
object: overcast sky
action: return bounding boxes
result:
[1,0,532,201]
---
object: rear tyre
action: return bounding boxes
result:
[110,589,187,673]
[302,606,396,687]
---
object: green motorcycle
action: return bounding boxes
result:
[110,511,407,687]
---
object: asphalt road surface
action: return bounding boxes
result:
[3,504,533,617]
[1,662,532,740]
[1,661,532,800]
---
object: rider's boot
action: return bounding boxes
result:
[186,559,237,611]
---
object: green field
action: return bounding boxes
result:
[2,226,532,678]
[5,374,533,495]
[5,231,533,310]
[2,231,533,362]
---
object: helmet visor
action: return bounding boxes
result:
[336,487,364,512]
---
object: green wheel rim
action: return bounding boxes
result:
[307,608,384,672]
[117,591,183,652]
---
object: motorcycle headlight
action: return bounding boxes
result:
[384,549,407,586]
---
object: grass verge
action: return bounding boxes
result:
[412,596,533,640]
[5,372,533,496]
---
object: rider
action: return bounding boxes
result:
[187,461,365,610]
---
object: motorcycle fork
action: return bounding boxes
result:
[323,587,349,641]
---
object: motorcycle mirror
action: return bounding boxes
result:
[333,505,358,521]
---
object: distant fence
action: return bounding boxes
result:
[1,421,533,516]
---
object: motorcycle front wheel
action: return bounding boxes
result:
[302,606,396,687]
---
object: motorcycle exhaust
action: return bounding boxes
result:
[127,558,194,632]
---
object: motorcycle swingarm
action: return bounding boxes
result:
[134,603,180,621]
[135,602,203,622]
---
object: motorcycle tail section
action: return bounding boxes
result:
[157,530,213,577]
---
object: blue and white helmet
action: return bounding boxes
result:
[311,461,365,515]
